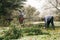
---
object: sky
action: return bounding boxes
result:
[26,0,48,11]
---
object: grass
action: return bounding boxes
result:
[1,27,60,40]
[0,22,60,40]
[19,28,60,40]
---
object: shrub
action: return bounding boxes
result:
[3,25,23,40]
[27,28,42,35]
[2,24,43,40]
[21,27,42,36]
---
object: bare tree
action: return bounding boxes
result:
[23,5,40,21]
[48,0,60,21]
[48,0,60,12]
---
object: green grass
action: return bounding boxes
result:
[19,28,60,40]
[0,22,60,40]
[2,27,60,40]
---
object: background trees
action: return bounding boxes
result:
[0,0,26,26]
[23,6,40,22]
[48,0,60,21]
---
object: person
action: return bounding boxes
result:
[44,15,55,30]
[19,10,24,24]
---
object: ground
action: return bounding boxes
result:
[0,21,60,40]
[19,28,60,40]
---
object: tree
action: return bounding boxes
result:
[0,0,26,15]
[48,0,60,13]
[0,0,26,26]
[42,0,60,14]
[48,0,60,21]
[23,6,40,21]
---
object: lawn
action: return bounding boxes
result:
[19,28,60,40]
[0,21,60,40]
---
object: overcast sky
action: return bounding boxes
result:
[26,0,48,11]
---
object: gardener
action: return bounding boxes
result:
[44,15,55,30]
[19,10,24,24]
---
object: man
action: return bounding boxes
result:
[44,15,55,30]
[19,10,24,24]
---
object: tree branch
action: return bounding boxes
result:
[49,0,60,12]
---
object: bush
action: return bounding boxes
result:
[2,24,43,40]
[27,28,42,35]
[3,25,23,40]
[21,27,42,36]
